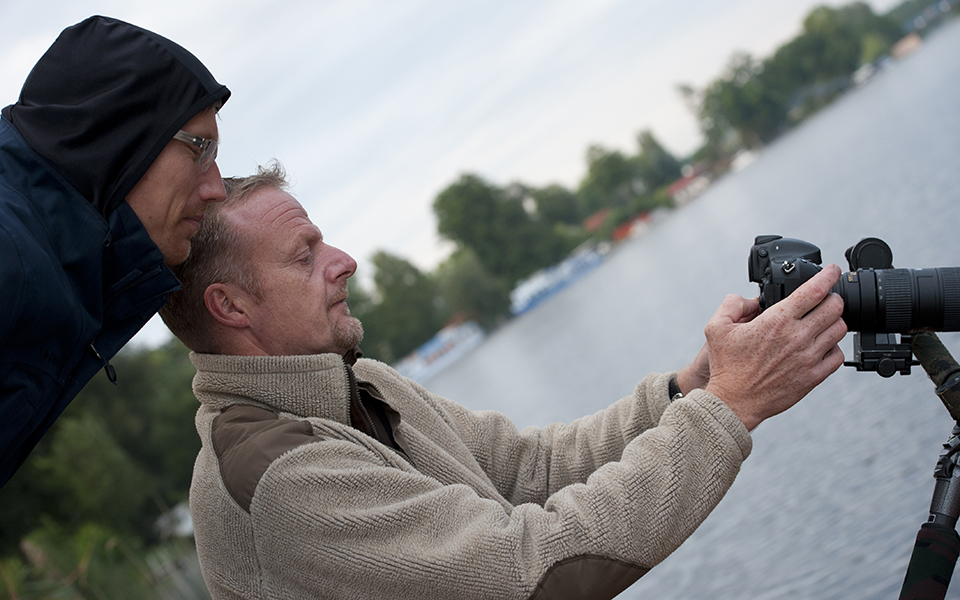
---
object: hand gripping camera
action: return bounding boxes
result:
[748,235,960,377]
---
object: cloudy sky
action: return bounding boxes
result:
[0,0,898,344]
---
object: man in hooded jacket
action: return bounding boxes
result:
[0,15,231,487]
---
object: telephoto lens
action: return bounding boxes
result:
[833,268,960,333]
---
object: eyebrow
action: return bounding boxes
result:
[285,228,321,257]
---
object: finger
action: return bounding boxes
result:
[781,264,842,319]
[737,297,761,323]
[815,312,848,348]
[824,343,845,370]
[816,344,846,380]
[800,291,846,332]
[798,343,846,392]
[797,319,847,375]
[710,294,753,326]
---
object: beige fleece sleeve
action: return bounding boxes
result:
[245,387,751,600]
[404,371,687,505]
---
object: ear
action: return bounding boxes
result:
[203,282,252,329]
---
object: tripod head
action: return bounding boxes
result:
[841,239,917,376]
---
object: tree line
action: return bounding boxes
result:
[354,1,950,365]
[351,129,684,364]
[0,1,947,597]
[0,340,207,598]
[679,1,954,162]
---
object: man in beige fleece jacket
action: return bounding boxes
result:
[160,163,846,600]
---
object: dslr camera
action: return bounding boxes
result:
[748,235,960,377]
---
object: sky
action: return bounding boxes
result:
[0,0,901,345]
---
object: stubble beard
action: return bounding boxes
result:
[333,312,364,350]
[330,284,363,351]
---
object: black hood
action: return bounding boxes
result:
[1,15,230,216]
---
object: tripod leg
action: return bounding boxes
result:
[900,523,960,600]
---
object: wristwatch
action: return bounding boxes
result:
[668,377,683,401]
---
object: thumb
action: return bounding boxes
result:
[710,294,756,328]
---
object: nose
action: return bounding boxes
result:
[327,245,358,282]
[199,160,227,204]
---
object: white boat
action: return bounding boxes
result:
[393,321,486,383]
[510,246,605,316]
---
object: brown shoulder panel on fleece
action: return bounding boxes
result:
[529,555,649,600]
[211,405,318,513]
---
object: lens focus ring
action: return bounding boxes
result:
[878,270,912,332]
[942,268,960,331]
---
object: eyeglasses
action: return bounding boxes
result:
[173,130,218,173]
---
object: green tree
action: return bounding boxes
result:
[528,184,582,226]
[32,412,150,532]
[677,83,740,164]
[683,2,901,154]
[886,0,958,29]
[576,145,641,215]
[434,247,511,329]
[0,340,200,548]
[352,251,447,364]
[634,130,683,191]
[801,5,864,78]
[5,521,156,599]
[433,174,572,286]
[0,519,204,600]
[702,52,785,147]
[0,340,208,598]
[860,32,891,65]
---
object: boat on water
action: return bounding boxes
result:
[393,245,607,382]
[393,320,486,384]
[509,245,606,316]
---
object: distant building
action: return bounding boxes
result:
[582,207,611,233]
[667,167,711,206]
[892,32,923,59]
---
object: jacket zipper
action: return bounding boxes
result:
[90,343,117,384]
[344,364,378,436]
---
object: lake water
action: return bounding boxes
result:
[427,19,960,600]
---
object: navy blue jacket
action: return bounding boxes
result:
[0,16,229,486]
[0,118,179,484]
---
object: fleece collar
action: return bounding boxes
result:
[191,353,355,426]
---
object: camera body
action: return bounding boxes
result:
[749,235,825,311]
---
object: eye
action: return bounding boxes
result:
[183,144,202,162]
